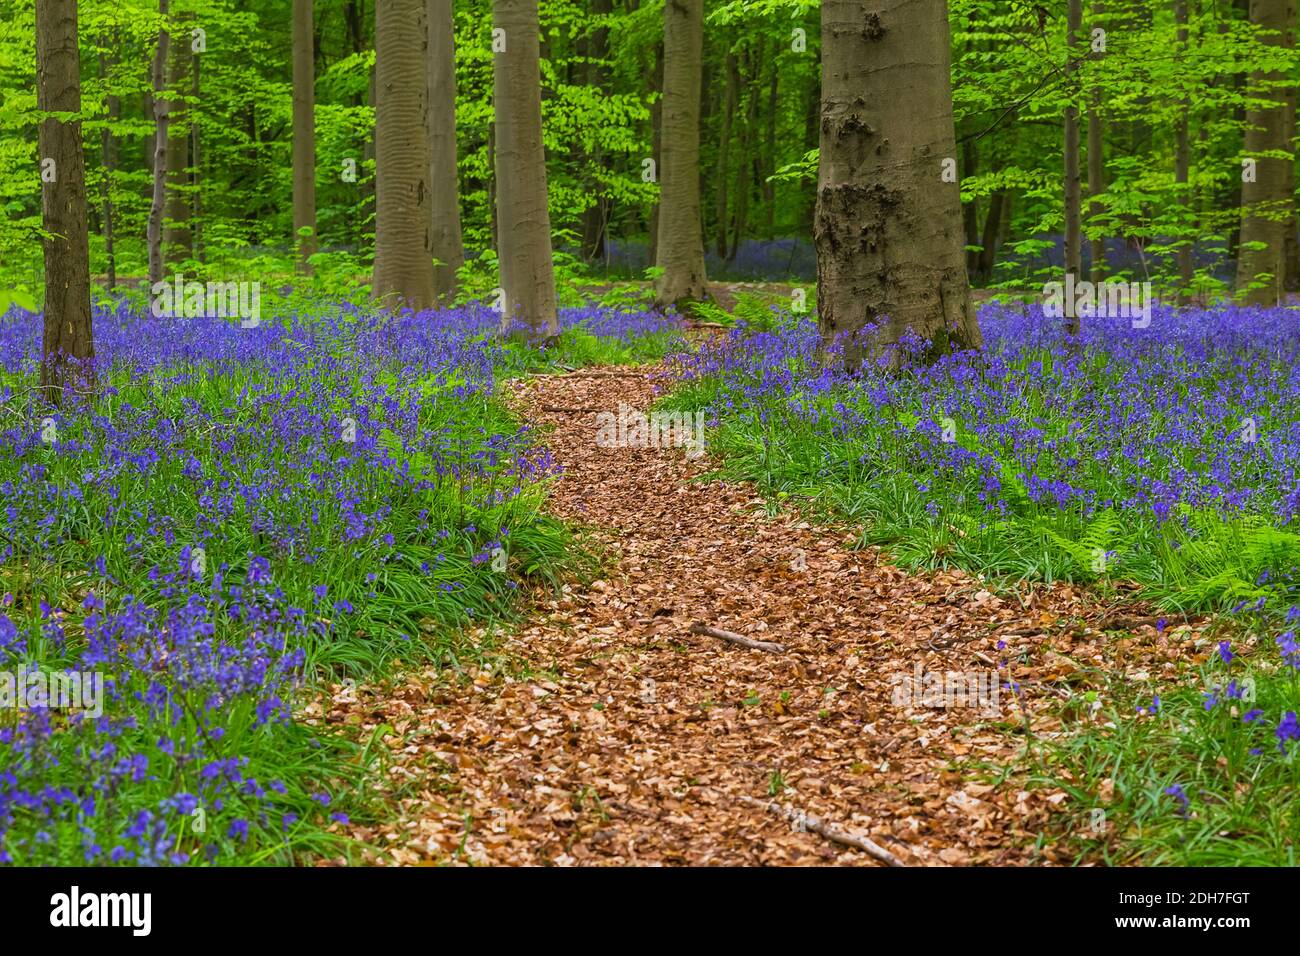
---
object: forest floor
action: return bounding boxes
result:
[326,365,1181,866]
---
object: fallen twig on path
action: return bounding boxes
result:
[561,370,648,379]
[539,406,602,414]
[689,622,786,653]
[737,795,906,867]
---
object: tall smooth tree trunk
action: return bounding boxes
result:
[962,137,980,274]
[764,48,778,239]
[653,0,708,310]
[728,46,759,263]
[1174,0,1193,300]
[647,39,663,267]
[493,0,557,334]
[1235,0,1294,305]
[147,0,169,285]
[814,0,980,364]
[714,49,737,259]
[293,0,316,275]
[36,0,94,403]
[977,189,1007,282]
[98,40,118,292]
[427,0,464,300]
[1063,0,1083,334]
[374,0,435,311]
[579,0,613,263]
[191,45,203,264]
[1087,0,1105,284]
[1282,8,1299,289]
[163,13,191,267]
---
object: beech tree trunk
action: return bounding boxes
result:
[1063,0,1083,334]
[293,0,316,275]
[579,0,613,263]
[146,0,169,285]
[98,39,118,292]
[1174,0,1193,300]
[814,0,980,364]
[977,189,1007,282]
[191,45,203,264]
[653,0,709,310]
[163,13,191,267]
[374,0,435,311]
[427,0,465,300]
[647,39,663,267]
[36,0,94,403]
[714,49,737,260]
[493,0,558,334]
[728,45,759,263]
[1087,0,1105,284]
[1235,0,1294,305]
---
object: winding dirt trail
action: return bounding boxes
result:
[333,367,1116,866]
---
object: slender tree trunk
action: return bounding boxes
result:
[98,40,118,292]
[37,0,94,403]
[1087,0,1105,284]
[493,0,557,334]
[191,45,202,264]
[293,0,316,275]
[362,56,377,249]
[163,13,191,267]
[962,136,979,274]
[428,0,464,300]
[1063,0,1083,334]
[345,0,368,252]
[487,122,498,251]
[579,0,613,263]
[977,189,1007,282]
[374,0,435,311]
[653,0,709,309]
[764,47,778,239]
[647,39,663,267]
[814,0,980,364]
[147,0,170,285]
[729,46,759,263]
[714,49,737,259]
[1174,0,1193,300]
[1282,8,1299,289]
[1235,0,1294,305]
[802,55,819,236]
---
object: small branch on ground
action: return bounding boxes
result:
[561,370,648,379]
[738,794,906,867]
[688,622,786,653]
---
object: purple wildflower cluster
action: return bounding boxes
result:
[0,299,664,864]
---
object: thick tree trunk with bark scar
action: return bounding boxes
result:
[814,0,980,365]
[374,0,435,312]
[36,0,94,404]
[493,0,557,335]
[653,0,709,311]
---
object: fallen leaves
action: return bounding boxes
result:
[322,366,1202,867]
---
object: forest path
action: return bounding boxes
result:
[338,366,1101,866]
